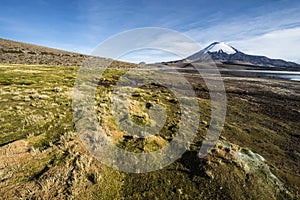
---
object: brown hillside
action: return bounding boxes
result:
[0,38,87,66]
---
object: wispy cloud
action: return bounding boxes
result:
[53,1,300,63]
[1,0,300,63]
[91,28,201,63]
[184,7,300,45]
[230,27,300,63]
[179,5,300,63]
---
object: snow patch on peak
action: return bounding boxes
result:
[205,42,237,55]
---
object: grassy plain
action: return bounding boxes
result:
[0,63,299,199]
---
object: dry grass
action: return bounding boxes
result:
[0,63,299,199]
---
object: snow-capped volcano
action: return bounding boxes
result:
[185,41,300,70]
[204,42,237,55]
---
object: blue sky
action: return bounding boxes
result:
[1,0,300,63]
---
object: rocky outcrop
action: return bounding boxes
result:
[198,138,293,199]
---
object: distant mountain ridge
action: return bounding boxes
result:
[1,38,299,70]
[187,42,300,70]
